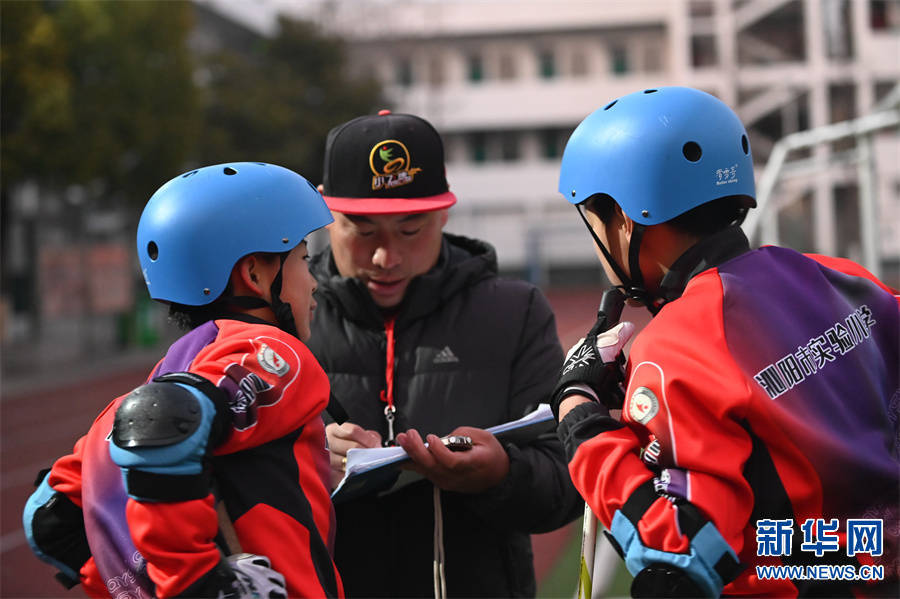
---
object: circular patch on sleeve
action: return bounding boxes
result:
[257,343,290,377]
[628,387,659,425]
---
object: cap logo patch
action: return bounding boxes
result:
[369,139,422,191]
[628,386,659,425]
[257,343,290,377]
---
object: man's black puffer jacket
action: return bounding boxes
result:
[308,233,583,598]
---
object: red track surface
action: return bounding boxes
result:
[2,367,153,597]
[1,288,647,597]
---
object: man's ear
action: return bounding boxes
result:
[438,208,449,227]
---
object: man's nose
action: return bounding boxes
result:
[372,244,401,270]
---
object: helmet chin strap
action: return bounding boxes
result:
[575,205,663,316]
[222,253,299,337]
[267,253,300,338]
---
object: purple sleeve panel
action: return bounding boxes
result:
[153,321,220,377]
[718,246,899,519]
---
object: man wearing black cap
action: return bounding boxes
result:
[306,110,582,597]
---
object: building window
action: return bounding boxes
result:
[875,80,896,104]
[871,0,900,30]
[442,135,459,164]
[499,53,517,80]
[571,51,589,77]
[689,0,714,17]
[691,35,717,67]
[428,56,444,88]
[468,54,484,82]
[540,129,566,159]
[643,39,663,72]
[824,0,852,59]
[469,133,487,163]
[610,46,628,74]
[396,58,413,86]
[538,50,556,79]
[500,132,520,161]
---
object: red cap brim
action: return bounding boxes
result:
[323,190,457,215]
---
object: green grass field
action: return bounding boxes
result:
[537,515,633,599]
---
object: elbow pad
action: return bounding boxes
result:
[609,480,742,598]
[22,470,91,589]
[109,372,231,502]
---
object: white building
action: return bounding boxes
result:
[208,0,900,284]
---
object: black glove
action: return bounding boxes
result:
[549,320,635,420]
[23,469,91,589]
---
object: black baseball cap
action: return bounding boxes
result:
[322,110,457,214]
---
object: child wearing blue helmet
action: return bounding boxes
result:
[23,163,345,598]
[549,87,898,597]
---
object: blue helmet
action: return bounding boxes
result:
[559,87,756,224]
[137,162,333,306]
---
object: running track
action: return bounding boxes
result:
[0,288,649,597]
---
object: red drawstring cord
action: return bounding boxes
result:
[380,317,397,443]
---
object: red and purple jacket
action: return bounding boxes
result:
[46,318,343,598]
[560,227,899,597]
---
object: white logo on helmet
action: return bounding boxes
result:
[628,387,659,425]
[715,164,739,186]
[257,343,290,377]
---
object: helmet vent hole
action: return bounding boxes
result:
[741,135,749,155]
[223,166,238,175]
[682,141,702,162]
[604,100,617,110]
[181,170,198,178]
[147,241,159,261]
[643,89,658,94]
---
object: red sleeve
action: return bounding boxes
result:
[805,253,900,298]
[192,320,329,454]
[47,437,86,508]
[567,270,755,590]
[79,558,109,598]
[126,496,221,597]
